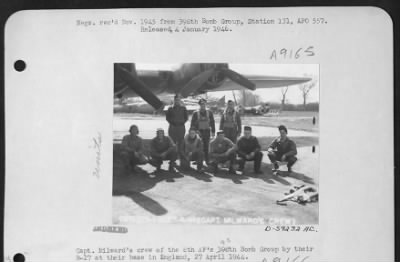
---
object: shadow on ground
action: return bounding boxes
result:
[113,143,315,217]
[244,162,315,186]
[113,148,185,215]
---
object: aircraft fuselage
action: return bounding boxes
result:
[114,63,229,98]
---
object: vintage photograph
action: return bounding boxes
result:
[3,6,394,261]
[112,63,319,225]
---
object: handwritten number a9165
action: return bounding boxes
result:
[270,46,314,60]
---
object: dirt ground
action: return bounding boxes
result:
[112,112,319,225]
[242,111,319,133]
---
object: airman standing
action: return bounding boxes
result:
[190,98,215,163]
[166,94,188,157]
[219,100,241,143]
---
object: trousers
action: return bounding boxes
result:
[237,151,263,172]
[150,150,178,167]
[180,151,204,169]
[267,151,297,168]
[120,151,148,168]
[198,129,211,162]
[168,125,185,156]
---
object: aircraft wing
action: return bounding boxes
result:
[205,76,312,92]
[115,69,173,97]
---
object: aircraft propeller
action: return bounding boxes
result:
[220,68,256,91]
[180,69,216,97]
[114,64,164,110]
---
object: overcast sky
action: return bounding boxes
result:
[136,64,319,104]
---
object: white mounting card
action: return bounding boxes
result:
[4,7,393,262]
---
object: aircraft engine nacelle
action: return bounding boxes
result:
[200,63,229,87]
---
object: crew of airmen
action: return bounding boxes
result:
[120,96,298,176]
